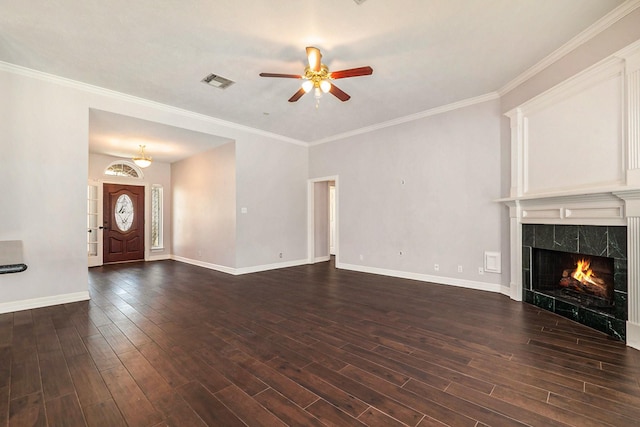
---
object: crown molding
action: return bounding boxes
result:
[309,92,500,146]
[498,0,640,96]
[0,61,308,147]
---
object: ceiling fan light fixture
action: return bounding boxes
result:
[132,145,152,168]
[320,79,331,93]
[260,46,372,103]
[302,80,314,93]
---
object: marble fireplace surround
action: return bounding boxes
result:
[501,41,640,350]
[522,220,627,340]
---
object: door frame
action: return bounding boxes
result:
[88,178,152,267]
[307,175,339,265]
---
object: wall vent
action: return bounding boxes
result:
[201,73,235,89]
[353,0,367,4]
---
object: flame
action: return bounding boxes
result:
[572,258,598,285]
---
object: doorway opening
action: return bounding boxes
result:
[308,176,338,265]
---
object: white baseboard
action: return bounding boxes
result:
[312,255,331,263]
[235,259,308,275]
[171,255,236,275]
[0,291,90,314]
[337,262,503,294]
[627,321,640,350]
[147,253,171,262]
[501,285,513,298]
[171,255,308,276]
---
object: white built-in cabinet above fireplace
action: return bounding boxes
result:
[500,40,640,350]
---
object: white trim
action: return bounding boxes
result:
[171,255,308,275]
[0,291,90,314]
[0,60,498,148]
[171,255,236,275]
[504,56,627,200]
[235,259,308,275]
[309,93,500,146]
[337,262,503,294]
[505,57,624,117]
[0,61,307,147]
[147,254,171,262]
[628,321,640,350]
[499,0,640,95]
[314,256,331,263]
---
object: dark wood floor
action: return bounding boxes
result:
[2,260,640,426]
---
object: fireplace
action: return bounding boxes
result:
[533,248,615,308]
[522,224,627,340]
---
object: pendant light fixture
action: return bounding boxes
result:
[132,144,152,168]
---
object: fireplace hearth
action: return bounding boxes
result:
[523,224,627,340]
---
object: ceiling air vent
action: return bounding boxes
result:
[201,73,235,89]
[353,0,367,4]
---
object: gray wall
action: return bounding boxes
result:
[235,138,309,268]
[172,142,237,268]
[310,98,504,287]
[0,70,89,310]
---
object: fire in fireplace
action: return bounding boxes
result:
[559,258,609,298]
[532,248,614,312]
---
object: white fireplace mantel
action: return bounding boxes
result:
[502,40,640,350]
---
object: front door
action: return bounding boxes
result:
[103,183,145,263]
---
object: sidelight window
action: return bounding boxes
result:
[151,185,163,249]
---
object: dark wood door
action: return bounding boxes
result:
[103,184,145,263]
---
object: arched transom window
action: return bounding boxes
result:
[104,161,143,178]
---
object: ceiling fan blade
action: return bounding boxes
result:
[259,72,302,79]
[306,46,322,72]
[329,83,351,102]
[329,66,373,79]
[288,87,307,102]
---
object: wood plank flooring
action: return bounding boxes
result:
[2,259,640,426]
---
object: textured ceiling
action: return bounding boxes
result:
[0,0,628,159]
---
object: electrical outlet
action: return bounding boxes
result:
[478,267,484,275]
[279,252,283,258]
[359,254,364,261]
[458,265,463,273]
[434,264,439,271]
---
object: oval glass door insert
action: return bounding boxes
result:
[114,194,134,232]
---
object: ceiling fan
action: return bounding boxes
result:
[260,46,373,103]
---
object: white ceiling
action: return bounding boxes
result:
[0,0,628,161]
